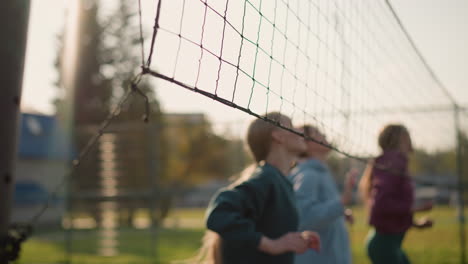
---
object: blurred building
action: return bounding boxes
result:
[12,112,72,225]
[414,173,458,205]
[176,179,229,208]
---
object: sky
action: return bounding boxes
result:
[21,0,468,154]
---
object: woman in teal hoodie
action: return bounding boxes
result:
[204,112,320,264]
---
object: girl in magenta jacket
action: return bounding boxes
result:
[359,124,433,264]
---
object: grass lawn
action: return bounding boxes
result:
[349,206,462,264]
[18,206,464,264]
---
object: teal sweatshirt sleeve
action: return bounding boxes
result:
[205,174,271,249]
[292,164,344,231]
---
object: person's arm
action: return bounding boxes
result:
[341,168,358,205]
[294,168,344,230]
[259,231,320,255]
[412,216,433,229]
[344,208,354,225]
[206,177,268,249]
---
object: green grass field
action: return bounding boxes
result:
[18,206,464,264]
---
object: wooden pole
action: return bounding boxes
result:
[0,0,31,243]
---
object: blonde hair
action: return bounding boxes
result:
[247,112,289,163]
[173,230,222,264]
[358,124,409,202]
[358,162,375,204]
[191,165,257,264]
[192,231,223,264]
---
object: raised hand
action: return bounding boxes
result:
[344,208,354,225]
[301,231,321,252]
[413,216,434,229]
[345,168,359,190]
[342,169,359,205]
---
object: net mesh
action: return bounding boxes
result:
[140,0,463,157]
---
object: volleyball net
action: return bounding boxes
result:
[137,0,466,158]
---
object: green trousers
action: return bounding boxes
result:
[366,229,410,264]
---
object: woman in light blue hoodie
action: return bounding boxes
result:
[289,125,357,264]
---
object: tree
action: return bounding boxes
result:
[55,0,251,225]
[55,0,167,226]
[54,0,149,122]
[157,115,249,219]
[409,149,456,177]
